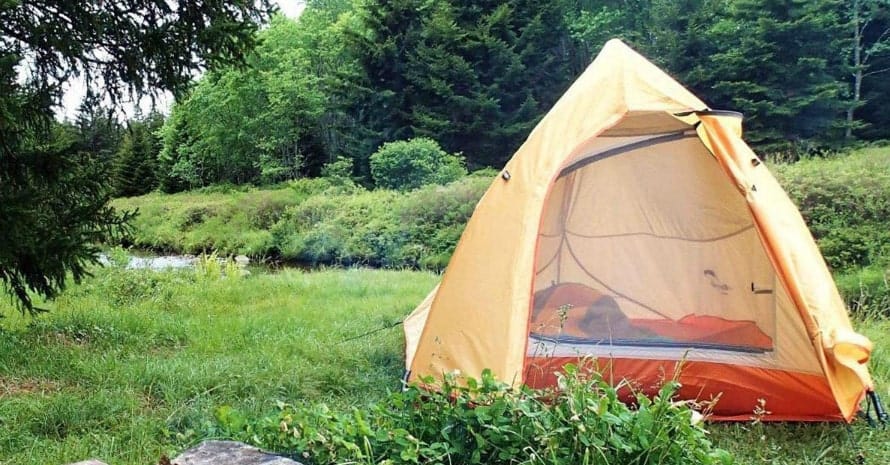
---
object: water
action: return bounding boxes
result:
[99,250,322,272]
[98,253,196,270]
[98,253,251,271]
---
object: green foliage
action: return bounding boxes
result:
[773,146,890,270]
[221,366,731,465]
[0,0,273,312]
[112,188,300,256]
[699,0,848,151]
[158,15,326,188]
[271,176,487,268]
[846,0,890,140]
[835,265,890,318]
[320,156,359,188]
[157,5,364,189]
[0,266,438,464]
[113,112,165,197]
[348,0,574,169]
[0,121,134,314]
[564,0,890,151]
[72,95,124,164]
[140,0,890,189]
[113,175,488,269]
[194,251,248,281]
[369,138,466,191]
[569,0,849,152]
[141,0,890,188]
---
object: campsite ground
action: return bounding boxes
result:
[0,266,887,465]
[0,268,438,464]
[2,146,890,464]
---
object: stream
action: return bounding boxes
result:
[98,252,252,271]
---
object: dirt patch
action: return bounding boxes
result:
[0,376,61,397]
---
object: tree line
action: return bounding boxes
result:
[100,0,886,193]
[51,0,890,195]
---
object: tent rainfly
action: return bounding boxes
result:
[403,39,878,422]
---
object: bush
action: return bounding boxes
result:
[217,366,732,465]
[112,188,301,257]
[370,138,467,191]
[270,176,489,268]
[320,157,357,185]
[773,147,890,271]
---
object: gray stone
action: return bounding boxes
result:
[66,461,108,465]
[171,440,301,465]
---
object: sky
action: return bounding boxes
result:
[59,0,306,120]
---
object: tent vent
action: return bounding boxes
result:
[501,170,511,181]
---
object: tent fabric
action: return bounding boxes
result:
[403,39,874,422]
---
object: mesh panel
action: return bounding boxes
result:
[529,134,776,354]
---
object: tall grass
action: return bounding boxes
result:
[772,146,890,271]
[0,266,437,464]
[771,146,890,315]
[112,175,491,270]
[111,184,302,257]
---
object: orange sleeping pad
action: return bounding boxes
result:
[530,283,773,351]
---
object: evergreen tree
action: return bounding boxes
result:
[113,112,164,197]
[699,0,848,151]
[347,0,427,166]
[348,0,575,170]
[300,0,366,173]
[565,0,727,109]
[72,95,123,163]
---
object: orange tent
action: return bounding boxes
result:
[403,39,875,421]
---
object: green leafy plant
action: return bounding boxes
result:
[774,147,890,271]
[195,251,247,281]
[370,138,467,191]
[218,366,732,465]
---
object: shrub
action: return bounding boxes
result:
[320,157,357,186]
[270,176,488,268]
[370,138,467,191]
[217,366,732,465]
[773,147,890,271]
[396,176,489,269]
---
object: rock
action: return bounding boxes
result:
[234,255,250,267]
[66,461,109,465]
[171,440,301,465]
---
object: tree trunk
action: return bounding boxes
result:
[846,0,862,140]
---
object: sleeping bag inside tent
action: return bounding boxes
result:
[403,39,875,422]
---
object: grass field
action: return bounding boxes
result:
[0,265,888,464]
[0,267,437,464]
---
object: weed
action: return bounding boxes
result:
[194,251,247,281]
[219,366,732,465]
